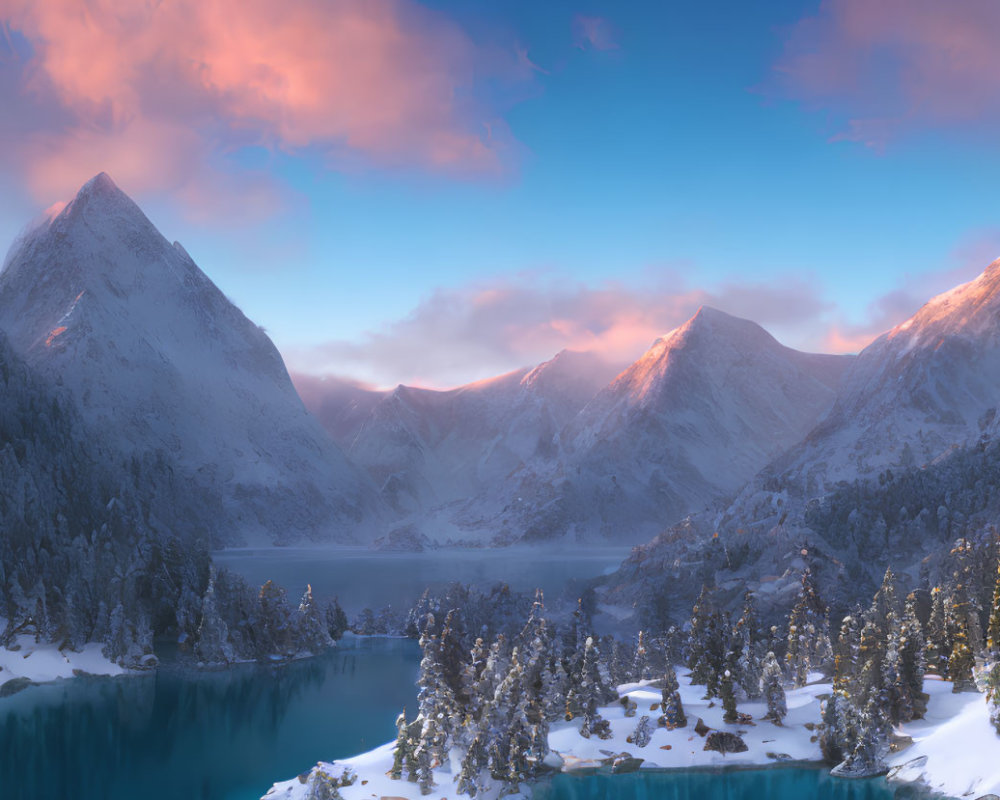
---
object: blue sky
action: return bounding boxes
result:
[1,0,999,386]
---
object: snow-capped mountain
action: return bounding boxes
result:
[770,258,1000,492]
[295,349,624,521]
[484,307,851,544]
[302,309,850,544]
[0,173,382,545]
[602,257,1000,624]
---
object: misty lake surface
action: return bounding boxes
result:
[212,546,633,615]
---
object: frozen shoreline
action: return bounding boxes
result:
[262,667,997,800]
[0,634,125,694]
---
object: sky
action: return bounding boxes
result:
[1,0,1000,388]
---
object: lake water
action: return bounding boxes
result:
[213,547,632,616]
[0,637,420,800]
[1,550,919,800]
[536,767,926,800]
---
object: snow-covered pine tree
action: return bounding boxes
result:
[455,733,488,797]
[193,568,235,665]
[415,737,435,796]
[834,695,888,778]
[988,560,1000,659]
[986,661,1000,735]
[925,586,951,677]
[576,636,612,739]
[947,601,977,692]
[734,590,763,699]
[627,715,653,748]
[295,584,331,655]
[761,651,787,724]
[785,567,831,687]
[390,709,408,780]
[631,631,649,682]
[833,610,862,693]
[899,592,927,720]
[658,663,687,728]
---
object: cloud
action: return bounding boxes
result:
[771,0,1000,147]
[0,0,532,214]
[285,270,833,388]
[572,16,618,51]
[822,228,1000,350]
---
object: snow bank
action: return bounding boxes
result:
[0,635,124,692]
[887,675,1000,798]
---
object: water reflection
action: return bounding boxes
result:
[0,637,420,800]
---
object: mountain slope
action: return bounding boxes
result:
[301,309,851,545]
[602,258,1000,625]
[493,307,852,543]
[295,349,624,520]
[772,258,1000,492]
[0,173,382,545]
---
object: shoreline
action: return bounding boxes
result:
[261,667,987,800]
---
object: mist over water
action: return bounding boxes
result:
[213,547,632,615]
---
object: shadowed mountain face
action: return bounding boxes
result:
[300,308,851,545]
[0,173,383,546]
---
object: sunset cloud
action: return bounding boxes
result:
[0,0,531,212]
[286,270,833,388]
[772,0,1000,147]
[822,228,1000,351]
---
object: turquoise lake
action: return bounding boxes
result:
[0,550,921,800]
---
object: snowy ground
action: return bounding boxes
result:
[887,675,1000,798]
[0,634,124,692]
[262,667,1000,800]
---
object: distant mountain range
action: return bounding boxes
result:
[4,174,1000,571]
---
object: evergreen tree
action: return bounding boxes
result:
[899,593,927,720]
[390,709,408,780]
[734,590,763,699]
[295,584,331,655]
[947,604,977,692]
[631,630,649,682]
[988,561,1000,659]
[786,568,831,687]
[627,715,653,748]
[658,664,687,728]
[193,568,234,665]
[925,586,951,677]
[761,651,787,724]
[455,734,488,797]
[986,661,1000,735]
[324,598,349,641]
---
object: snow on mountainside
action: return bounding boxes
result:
[295,350,624,522]
[0,173,382,545]
[602,257,1000,627]
[301,310,850,545]
[771,257,1000,492]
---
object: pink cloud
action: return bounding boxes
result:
[772,0,1000,146]
[286,270,832,388]
[820,228,1000,352]
[0,0,530,213]
[572,15,618,51]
